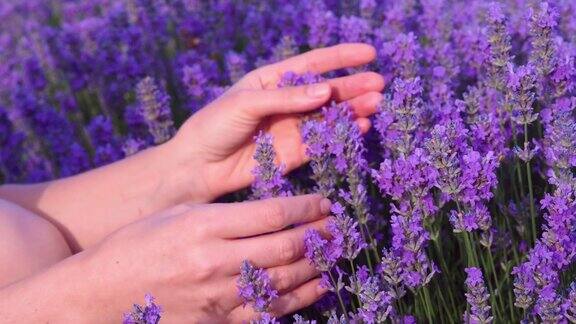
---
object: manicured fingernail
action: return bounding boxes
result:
[320,198,331,214]
[306,83,330,98]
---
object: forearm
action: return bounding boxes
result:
[0,140,206,252]
[0,250,107,323]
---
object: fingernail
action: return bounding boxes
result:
[320,198,331,214]
[306,83,330,98]
[317,283,329,295]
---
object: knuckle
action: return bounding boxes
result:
[263,202,286,231]
[188,251,218,281]
[182,212,210,238]
[274,270,295,292]
[278,238,298,263]
[301,198,314,216]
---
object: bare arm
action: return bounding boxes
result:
[0,199,71,287]
[0,143,195,252]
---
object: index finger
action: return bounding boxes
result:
[258,43,377,86]
[213,194,331,238]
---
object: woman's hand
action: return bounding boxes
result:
[172,43,384,202]
[4,194,330,322]
[0,43,382,252]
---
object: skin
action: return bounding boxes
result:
[0,43,383,322]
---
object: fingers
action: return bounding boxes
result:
[224,218,330,273]
[327,72,384,101]
[227,83,331,119]
[229,278,327,321]
[259,43,376,86]
[348,91,382,117]
[356,117,372,134]
[213,194,331,239]
[266,259,320,294]
[227,78,382,120]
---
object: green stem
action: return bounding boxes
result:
[512,126,526,198]
[328,271,349,321]
[423,286,434,322]
[348,259,359,311]
[524,123,538,245]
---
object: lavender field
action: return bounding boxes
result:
[2,0,576,323]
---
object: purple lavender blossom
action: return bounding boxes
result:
[225,51,246,83]
[135,77,175,145]
[251,131,292,200]
[326,202,366,260]
[339,16,370,43]
[380,248,406,299]
[449,204,492,233]
[389,204,437,289]
[355,270,393,323]
[463,267,493,324]
[237,260,278,313]
[122,293,162,324]
[563,283,576,322]
[534,284,563,322]
[507,64,538,126]
[305,1,337,48]
[304,229,341,272]
[485,2,512,92]
[375,77,424,156]
[528,2,559,78]
[380,33,420,79]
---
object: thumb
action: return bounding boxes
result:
[227,83,332,119]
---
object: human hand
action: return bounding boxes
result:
[82,194,331,322]
[170,43,384,202]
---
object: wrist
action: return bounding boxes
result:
[157,137,217,203]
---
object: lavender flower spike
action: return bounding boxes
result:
[122,293,162,324]
[237,260,278,313]
[136,77,175,145]
[463,267,493,324]
[326,202,366,261]
[304,229,341,272]
[251,131,292,200]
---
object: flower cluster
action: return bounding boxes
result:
[123,294,162,324]
[237,260,279,315]
[463,267,493,324]
[251,131,292,200]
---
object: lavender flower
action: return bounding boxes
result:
[375,77,424,156]
[485,2,512,92]
[305,1,337,48]
[508,64,538,126]
[380,33,420,79]
[354,270,393,323]
[529,2,559,79]
[135,77,174,145]
[251,131,291,200]
[534,284,563,323]
[389,205,437,289]
[304,229,341,272]
[237,260,278,313]
[380,248,406,299]
[123,294,162,324]
[326,202,366,260]
[225,51,246,83]
[563,283,576,322]
[463,267,493,324]
[339,16,370,43]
